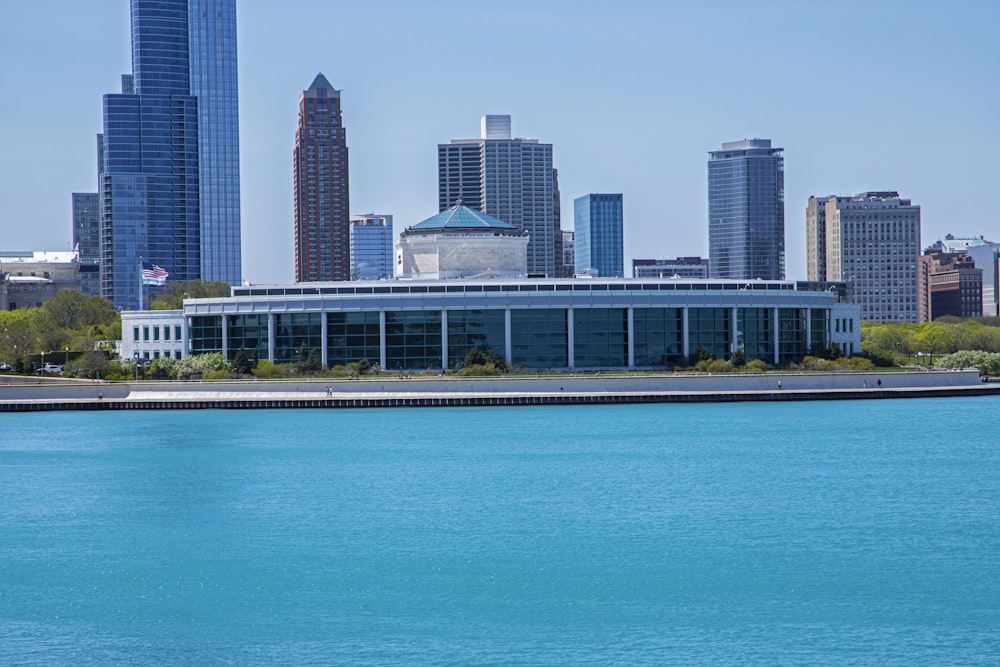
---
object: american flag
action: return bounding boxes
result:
[141,261,169,286]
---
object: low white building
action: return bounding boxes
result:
[120,310,187,362]
[395,204,528,279]
[0,250,80,310]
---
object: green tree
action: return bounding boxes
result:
[149,280,232,310]
[231,349,255,375]
[730,348,746,367]
[173,352,230,380]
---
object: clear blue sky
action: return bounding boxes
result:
[1,0,997,284]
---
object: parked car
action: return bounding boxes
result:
[0,362,12,371]
[41,363,64,373]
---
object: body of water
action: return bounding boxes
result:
[1,398,998,665]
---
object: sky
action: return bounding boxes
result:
[1,0,998,285]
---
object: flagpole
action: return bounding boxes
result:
[138,256,144,311]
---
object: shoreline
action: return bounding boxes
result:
[1,370,997,411]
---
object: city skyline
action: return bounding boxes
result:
[1,1,997,286]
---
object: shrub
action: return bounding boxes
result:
[848,356,875,371]
[743,359,767,373]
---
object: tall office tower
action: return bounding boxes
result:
[99,0,241,310]
[294,74,350,282]
[708,139,784,280]
[72,192,101,297]
[552,168,565,277]
[350,214,393,280]
[438,115,556,276]
[574,194,624,277]
[806,196,834,281]
[824,192,921,322]
[966,242,1000,316]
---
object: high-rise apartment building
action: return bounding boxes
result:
[438,115,557,276]
[822,192,921,322]
[294,73,350,282]
[806,196,833,281]
[72,192,100,297]
[708,139,784,280]
[99,0,241,310]
[574,194,624,277]
[561,231,575,278]
[350,214,393,280]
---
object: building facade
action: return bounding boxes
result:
[708,139,785,280]
[574,194,624,277]
[824,192,921,322]
[395,205,528,280]
[168,278,859,371]
[99,0,241,310]
[438,115,557,277]
[561,231,575,278]
[806,195,833,281]
[0,251,80,311]
[632,257,710,279]
[966,242,1000,317]
[72,192,101,297]
[294,73,350,282]
[350,214,393,280]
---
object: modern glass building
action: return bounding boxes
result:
[72,192,101,297]
[99,0,241,310]
[294,73,350,282]
[350,214,393,280]
[131,279,860,370]
[574,194,624,277]
[708,139,784,280]
[438,115,557,277]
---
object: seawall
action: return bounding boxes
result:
[0,370,996,411]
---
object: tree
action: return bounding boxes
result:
[42,290,89,329]
[457,346,508,375]
[149,280,232,310]
[0,309,42,365]
[231,349,255,375]
[730,348,746,368]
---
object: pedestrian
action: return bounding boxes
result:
[778,380,782,390]
[877,378,882,388]
[863,379,867,388]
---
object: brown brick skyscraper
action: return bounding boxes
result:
[294,73,349,281]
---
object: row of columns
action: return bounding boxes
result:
[215,306,820,369]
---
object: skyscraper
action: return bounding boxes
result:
[350,214,393,280]
[805,195,833,281]
[72,192,100,297]
[574,194,624,277]
[438,115,557,277]
[823,192,921,322]
[99,0,241,310]
[708,139,784,280]
[294,73,350,282]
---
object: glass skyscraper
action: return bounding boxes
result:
[350,214,394,280]
[72,192,101,297]
[100,0,241,310]
[574,194,624,277]
[708,139,784,280]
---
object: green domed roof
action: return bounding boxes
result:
[410,204,517,231]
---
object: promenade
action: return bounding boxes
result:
[0,370,996,411]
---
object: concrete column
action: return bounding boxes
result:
[221,315,229,359]
[267,313,276,362]
[805,307,812,353]
[321,312,328,368]
[567,307,575,369]
[681,307,690,359]
[773,308,780,365]
[730,307,738,357]
[379,311,387,370]
[440,310,449,370]
[627,307,635,369]
[504,308,512,364]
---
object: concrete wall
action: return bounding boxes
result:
[0,370,982,403]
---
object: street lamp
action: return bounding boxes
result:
[64,346,70,367]
[134,350,140,381]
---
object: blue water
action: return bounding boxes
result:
[1,398,999,665]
